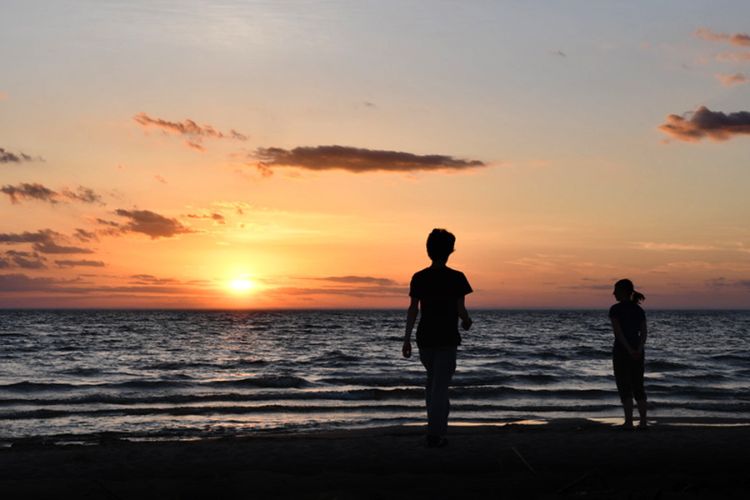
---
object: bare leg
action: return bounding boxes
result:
[622,397,634,427]
[636,399,647,427]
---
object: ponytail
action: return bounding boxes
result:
[614,278,645,304]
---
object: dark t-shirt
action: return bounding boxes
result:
[608,302,646,351]
[409,266,472,348]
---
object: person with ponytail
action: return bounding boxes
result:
[609,279,648,430]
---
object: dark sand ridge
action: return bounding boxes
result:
[2,419,749,499]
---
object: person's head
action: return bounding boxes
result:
[426,228,455,264]
[613,279,645,304]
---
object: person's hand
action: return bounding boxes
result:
[402,340,412,358]
[630,348,643,361]
[461,318,473,331]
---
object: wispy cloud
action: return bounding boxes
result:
[55,259,105,268]
[306,275,399,286]
[1,183,57,204]
[133,113,248,151]
[253,145,486,175]
[695,28,750,47]
[0,229,93,254]
[633,242,716,251]
[716,73,748,86]
[107,209,193,239]
[0,147,40,164]
[1,183,103,205]
[716,51,750,63]
[658,106,750,142]
[0,250,46,270]
[705,277,750,289]
[186,212,226,224]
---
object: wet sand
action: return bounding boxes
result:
[2,419,749,499]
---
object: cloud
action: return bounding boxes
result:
[633,242,716,251]
[0,147,40,164]
[1,183,103,205]
[55,259,105,268]
[0,250,46,269]
[73,228,98,242]
[658,106,750,142]
[113,209,192,239]
[186,212,225,224]
[60,186,103,204]
[716,73,748,86]
[706,277,750,289]
[1,183,57,204]
[695,28,750,47]
[307,275,399,286]
[0,229,93,254]
[129,274,178,285]
[133,113,248,151]
[253,145,486,174]
[0,91,7,100]
[0,273,205,296]
[716,51,750,63]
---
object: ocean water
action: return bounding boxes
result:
[0,310,748,441]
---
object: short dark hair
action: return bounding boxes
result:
[426,228,455,261]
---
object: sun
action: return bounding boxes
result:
[228,277,256,294]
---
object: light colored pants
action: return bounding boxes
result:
[419,347,457,437]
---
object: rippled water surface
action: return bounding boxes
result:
[1,310,748,440]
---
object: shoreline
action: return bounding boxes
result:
[2,419,749,499]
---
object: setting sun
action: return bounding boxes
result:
[228,278,256,294]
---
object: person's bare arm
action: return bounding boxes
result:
[403,297,419,358]
[458,296,472,330]
[611,318,638,359]
[638,319,648,353]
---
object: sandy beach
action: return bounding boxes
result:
[2,419,749,499]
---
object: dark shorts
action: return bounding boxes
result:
[612,347,646,401]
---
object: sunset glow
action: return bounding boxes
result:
[2,2,750,309]
[228,278,256,294]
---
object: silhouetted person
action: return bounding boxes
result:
[609,279,648,430]
[403,229,472,447]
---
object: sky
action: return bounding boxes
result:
[2,0,750,309]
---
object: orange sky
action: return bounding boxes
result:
[2,2,750,308]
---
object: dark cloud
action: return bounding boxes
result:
[0,147,39,164]
[706,277,750,289]
[113,209,192,239]
[1,250,46,269]
[1,183,57,204]
[73,228,98,242]
[308,276,399,286]
[130,274,178,285]
[253,145,486,174]
[0,229,93,254]
[133,113,248,151]
[271,285,407,299]
[33,241,94,254]
[658,106,750,142]
[695,28,750,47]
[1,183,103,205]
[0,273,190,295]
[55,259,105,268]
[186,212,225,224]
[0,229,58,244]
[61,186,103,204]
